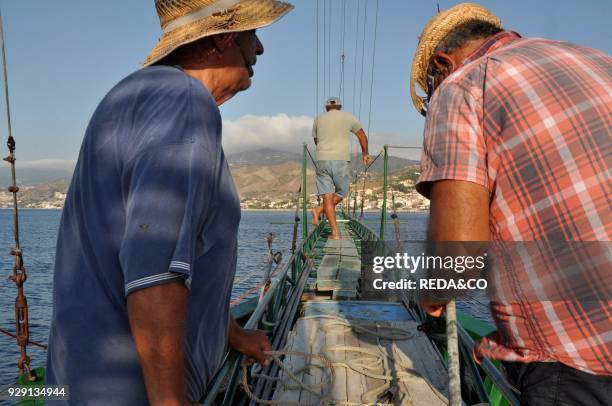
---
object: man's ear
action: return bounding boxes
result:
[432,52,456,76]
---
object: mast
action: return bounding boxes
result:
[1,9,36,381]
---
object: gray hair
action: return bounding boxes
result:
[428,20,503,75]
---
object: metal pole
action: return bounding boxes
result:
[302,143,308,239]
[446,299,462,406]
[379,145,388,238]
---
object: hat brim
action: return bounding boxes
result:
[409,3,501,114]
[143,0,294,67]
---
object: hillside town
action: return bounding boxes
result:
[0,151,429,212]
[239,176,430,211]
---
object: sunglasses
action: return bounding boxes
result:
[421,71,439,117]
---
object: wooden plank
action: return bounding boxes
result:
[339,247,360,257]
[316,279,337,291]
[350,321,388,403]
[389,320,449,401]
[332,288,357,300]
[324,239,355,249]
[302,301,413,322]
[343,323,369,405]
[319,255,340,269]
[324,318,348,403]
[337,268,360,281]
[299,317,322,404]
[273,330,301,402]
[377,320,448,405]
[339,257,361,271]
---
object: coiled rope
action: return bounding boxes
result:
[243,315,449,405]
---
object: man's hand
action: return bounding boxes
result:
[420,297,449,317]
[362,154,373,167]
[228,318,272,366]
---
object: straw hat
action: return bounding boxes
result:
[409,3,502,114]
[143,0,294,67]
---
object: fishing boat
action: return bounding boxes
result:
[197,145,519,406]
[3,142,521,406]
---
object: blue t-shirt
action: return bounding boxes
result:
[46,65,240,404]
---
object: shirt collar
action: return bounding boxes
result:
[463,31,522,65]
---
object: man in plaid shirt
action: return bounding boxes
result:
[410,3,611,405]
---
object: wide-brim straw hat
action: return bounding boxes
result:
[409,3,502,114]
[143,0,294,67]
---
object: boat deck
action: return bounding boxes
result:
[272,222,449,405]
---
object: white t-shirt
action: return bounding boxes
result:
[312,110,363,161]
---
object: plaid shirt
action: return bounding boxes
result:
[416,32,612,375]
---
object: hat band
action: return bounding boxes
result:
[162,0,243,34]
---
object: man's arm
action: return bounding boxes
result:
[127,281,189,406]
[422,180,489,316]
[353,128,372,166]
[312,119,318,145]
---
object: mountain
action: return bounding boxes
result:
[0,165,74,187]
[0,149,422,208]
[228,149,302,167]
[228,148,418,174]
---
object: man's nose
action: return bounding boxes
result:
[255,35,264,55]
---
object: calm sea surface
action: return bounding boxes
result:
[0,209,489,387]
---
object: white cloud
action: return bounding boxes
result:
[18,159,76,170]
[222,114,314,154]
[221,113,423,160]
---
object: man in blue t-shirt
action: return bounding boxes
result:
[46,1,294,404]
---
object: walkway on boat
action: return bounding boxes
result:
[272,221,449,405]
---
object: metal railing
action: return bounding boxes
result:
[201,224,321,405]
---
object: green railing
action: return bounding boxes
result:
[202,144,322,405]
[201,224,321,405]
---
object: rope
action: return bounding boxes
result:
[357,149,382,216]
[245,315,449,405]
[291,184,302,254]
[357,0,368,120]
[351,0,361,112]
[366,0,379,137]
[390,192,402,247]
[230,261,285,306]
[0,328,47,349]
[1,11,36,381]
[241,350,335,406]
[327,0,332,96]
[339,0,347,100]
[323,0,326,99]
[305,146,319,172]
[315,0,319,115]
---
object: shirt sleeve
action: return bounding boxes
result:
[312,119,318,139]
[415,81,489,199]
[350,115,363,133]
[119,141,215,296]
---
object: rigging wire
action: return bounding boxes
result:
[366,0,380,137]
[328,0,332,98]
[339,0,347,100]
[358,0,368,120]
[351,0,361,112]
[322,0,326,100]
[315,0,319,114]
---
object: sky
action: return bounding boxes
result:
[0,0,609,166]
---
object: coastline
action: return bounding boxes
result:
[0,207,429,213]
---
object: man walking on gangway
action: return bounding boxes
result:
[311,97,372,239]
